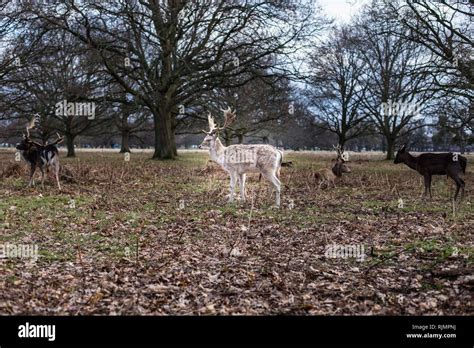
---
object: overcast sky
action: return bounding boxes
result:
[318,0,368,23]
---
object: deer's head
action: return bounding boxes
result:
[16,134,35,151]
[332,161,351,177]
[199,107,236,149]
[332,144,351,177]
[394,145,408,164]
[16,116,63,151]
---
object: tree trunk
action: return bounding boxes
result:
[152,109,176,160]
[120,112,131,153]
[66,134,76,157]
[386,137,396,160]
[120,129,130,153]
[381,138,386,153]
[338,135,346,148]
[237,133,244,144]
[223,129,232,146]
[170,129,177,157]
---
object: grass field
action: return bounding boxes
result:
[0,149,472,315]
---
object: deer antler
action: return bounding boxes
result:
[26,118,35,138]
[220,107,236,130]
[333,144,345,162]
[207,112,217,133]
[204,107,236,134]
[22,114,46,146]
[47,132,64,146]
[25,113,40,138]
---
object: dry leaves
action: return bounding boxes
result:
[0,151,472,315]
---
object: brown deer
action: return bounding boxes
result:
[394,145,467,201]
[314,145,351,188]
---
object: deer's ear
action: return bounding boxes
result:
[399,145,406,152]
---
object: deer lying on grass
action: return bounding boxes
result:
[394,145,467,201]
[314,145,351,188]
[199,107,283,207]
[16,116,64,190]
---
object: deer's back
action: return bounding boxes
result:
[318,168,335,181]
[416,153,465,175]
[223,144,280,173]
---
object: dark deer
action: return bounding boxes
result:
[16,116,64,190]
[394,145,467,201]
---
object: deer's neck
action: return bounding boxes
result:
[403,152,418,170]
[210,137,226,164]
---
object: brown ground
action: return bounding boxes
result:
[0,149,472,315]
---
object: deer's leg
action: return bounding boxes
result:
[273,174,281,207]
[460,178,465,201]
[262,170,281,207]
[423,174,431,199]
[40,166,45,188]
[28,164,36,187]
[428,175,432,198]
[53,159,61,191]
[447,167,465,201]
[454,181,460,201]
[452,177,464,201]
[228,172,237,203]
[238,173,246,202]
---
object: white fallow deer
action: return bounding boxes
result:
[199,107,283,207]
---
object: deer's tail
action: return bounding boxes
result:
[277,149,283,178]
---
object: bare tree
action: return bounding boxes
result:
[207,77,294,145]
[389,0,473,94]
[356,1,436,159]
[306,25,369,147]
[0,0,50,127]
[115,98,151,153]
[388,0,473,148]
[4,28,112,156]
[28,0,323,159]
